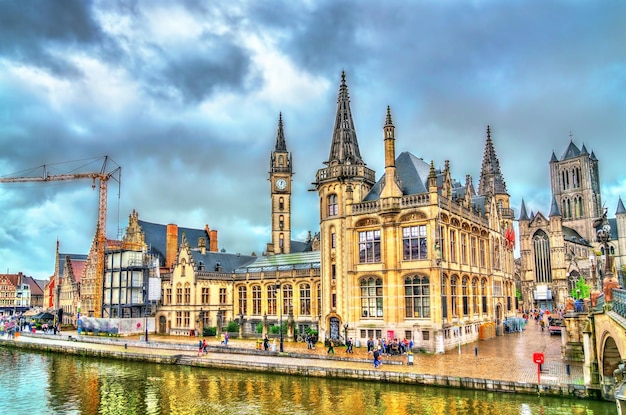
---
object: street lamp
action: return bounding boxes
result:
[143,286,149,343]
[343,322,348,344]
[275,282,283,352]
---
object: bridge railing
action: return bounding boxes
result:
[612,288,626,320]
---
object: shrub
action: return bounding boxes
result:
[226,320,239,333]
[255,323,263,334]
[204,327,217,337]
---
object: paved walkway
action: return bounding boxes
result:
[5,319,583,387]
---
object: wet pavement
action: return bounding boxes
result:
[5,318,582,387]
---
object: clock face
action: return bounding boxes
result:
[275,178,287,190]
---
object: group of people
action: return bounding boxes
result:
[366,337,412,357]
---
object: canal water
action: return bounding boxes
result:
[1,347,615,415]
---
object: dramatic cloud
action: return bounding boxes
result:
[1,0,625,278]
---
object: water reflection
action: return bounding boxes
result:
[1,347,614,415]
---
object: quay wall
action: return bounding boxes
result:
[0,335,593,400]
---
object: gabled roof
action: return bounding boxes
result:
[616,197,626,215]
[69,258,86,283]
[562,226,591,246]
[190,250,256,273]
[138,219,209,261]
[363,151,430,201]
[22,275,45,296]
[58,253,87,277]
[561,141,581,160]
[236,251,320,273]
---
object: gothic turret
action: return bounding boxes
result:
[478,125,508,196]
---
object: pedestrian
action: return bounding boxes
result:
[202,339,207,354]
[198,340,203,356]
[224,332,229,346]
[373,348,380,368]
[327,339,335,354]
[263,334,270,351]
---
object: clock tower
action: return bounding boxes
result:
[268,113,292,255]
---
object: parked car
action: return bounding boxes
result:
[548,318,564,335]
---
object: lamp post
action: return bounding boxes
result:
[275,282,283,352]
[343,323,348,343]
[143,286,149,343]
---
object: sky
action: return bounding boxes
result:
[1,0,625,280]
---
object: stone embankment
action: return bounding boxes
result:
[0,324,595,400]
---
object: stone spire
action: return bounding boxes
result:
[326,71,365,167]
[477,125,508,196]
[275,112,287,152]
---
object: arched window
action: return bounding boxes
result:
[441,275,448,319]
[279,197,284,210]
[300,283,311,315]
[472,278,479,315]
[282,284,293,315]
[238,286,247,315]
[252,285,261,315]
[360,277,383,318]
[328,194,338,216]
[533,230,552,283]
[462,276,469,316]
[184,283,191,304]
[451,276,458,316]
[404,275,430,318]
[481,278,488,314]
[267,285,276,315]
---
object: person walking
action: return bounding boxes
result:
[346,337,353,353]
[327,339,335,354]
[373,348,380,368]
[263,334,269,351]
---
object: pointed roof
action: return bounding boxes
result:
[550,151,558,163]
[274,112,287,152]
[326,71,365,166]
[363,151,430,201]
[616,197,626,215]
[477,125,508,196]
[519,199,529,220]
[561,140,581,160]
[549,196,561,217]
[580,144,588,154]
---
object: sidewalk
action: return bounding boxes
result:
[3,320,585,396]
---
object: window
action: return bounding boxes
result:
[481,279,487,313]
[267,285,277,315]
[360,277,383,318]
[462,277,469,316]
[404,275,430,318]
[332,264,336,279]
[279,197,284,210]
[441,276,448,320]
[252,285,261,315]
[449,230,457,263]
[461,233,467,264]
[219,288,226,304]
[184,285,191,304]
[282,284,293,315]
[402,225,428,260]
[479,239,486,268]
[183,311,190,328]
[201,287,209,304]
[470,237,477,266]
[331,232,336,249]
[533,230,552,283]
[166,288,172,305]
[238,286,247,315]
[176,311,182,327]
[279,215,284,230]
[176,286,182,304]
[451,277,458,316]
[316,284,321,317]
[472,278,479,315]
[328,194,338,216]
[300,284,311,315]
[359,230,381,263]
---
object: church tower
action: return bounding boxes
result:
[313,71,375,326]
[268,113,292,255]
[549,138,602,243]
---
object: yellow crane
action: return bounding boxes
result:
[0,156,121,317]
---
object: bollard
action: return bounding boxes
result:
[474,347,478,356]
[566,364,570,375]
[124,343,127,349]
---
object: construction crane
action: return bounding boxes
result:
[0,156,121,317]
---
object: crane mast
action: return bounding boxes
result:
[0,156,121,318]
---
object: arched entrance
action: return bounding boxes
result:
[158,315,166,334]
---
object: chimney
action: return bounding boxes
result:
[209,229,218,252]
[166,224,179,269]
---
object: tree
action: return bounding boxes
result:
[571,276,590,300]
